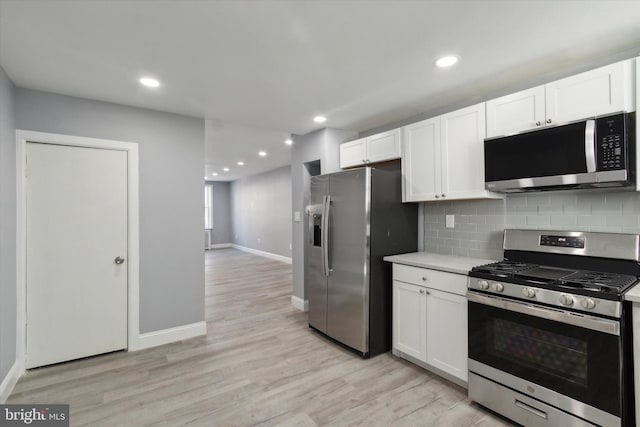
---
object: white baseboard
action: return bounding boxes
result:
[291,296,309,312]
[209,243,232,249]
[132,321,207,351]
[0,360,24,403]
[232,244,292,264]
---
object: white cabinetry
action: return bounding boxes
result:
[402,103,501,202]
[486,86,545,137]
[486,59,635,138]
[392,264,468,386]
[339,129,401,168]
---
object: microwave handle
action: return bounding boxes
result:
[585,119,596,173]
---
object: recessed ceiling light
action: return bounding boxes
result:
[212,172,218,176]
[139,77,160,88]
[435,55,459,68]
[223,167,229,172]
[258,151,267,157]
[237,161,244,166]
[313,116,327,123]
[285,139,293,146]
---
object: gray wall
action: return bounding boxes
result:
[211,181,232,245]
[424,190,640,261]
[15,88,205,333]
[230,166,292,258]
[0,66,16,387]
[291,128,358,300]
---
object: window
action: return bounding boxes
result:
[204,183,213,230]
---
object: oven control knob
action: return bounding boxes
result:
[581,298,596,310]
[522,287,536,298]
[491,282,504,292]
[478,280,489,290]
[559,294,574,306]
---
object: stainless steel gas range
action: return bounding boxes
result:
[467,229,640,427]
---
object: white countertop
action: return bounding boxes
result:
[625,283,640,302]
[383,251,497,275]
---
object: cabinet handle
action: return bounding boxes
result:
[441,194,446,198]
[362,159,367,164]
[434,195,440,199]
[427,290,430,295]
[546,118,552,124]
[420,289,425,294]
[422,277,427,281]
[535,121,541,126]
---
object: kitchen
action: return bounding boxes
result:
[2,1,640,426]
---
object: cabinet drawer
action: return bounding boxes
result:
[393,264,467,295]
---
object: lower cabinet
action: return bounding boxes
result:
[392,265,468,386]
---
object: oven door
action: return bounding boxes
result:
[468,291,622,419]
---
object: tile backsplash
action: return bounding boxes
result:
[423,190,640,261]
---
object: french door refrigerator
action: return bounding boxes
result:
[307,166,417,357]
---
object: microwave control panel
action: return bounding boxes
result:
[596,114,626,171]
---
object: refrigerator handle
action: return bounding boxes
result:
[322,195,331,277]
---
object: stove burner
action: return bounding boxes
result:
[470,260,640,297]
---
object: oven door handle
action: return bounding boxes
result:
[467,291,620,336]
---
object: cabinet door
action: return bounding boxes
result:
[339,138,367,169]
[546,60,634,125]
[367,129,401,163]
[401,117,440,202]
[486,86,545,137]
[393,280,427,362]
[426,289,468,382]
[440,103,490,200]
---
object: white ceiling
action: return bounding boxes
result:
[1,1,640,181]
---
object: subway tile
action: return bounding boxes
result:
[591,203,622,215]
[430,221,445,230]
[435,246,453,255]
[485,214,506,225]
[550,216,577,226]
[606,215,639,227]
[452,247,470,257]
[425,229,439,239]
[526,194,550,207]
[437,229,453,238]
[456,223,478,232]
[527,215,550,225]
[455,215,470,224]
[477,224,497,232]
[538,205,563,215]
[548,193,578,206]
[516,206,538,214]
[505,215,527,226]
[563,204,591,215]
[506,195,527,207]
[577,215,606,226]
[458,203,477,215]
[622,226,640,233]
[438,238,460,248]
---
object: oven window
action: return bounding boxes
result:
[469,300,622,417]
[492,318,588,387]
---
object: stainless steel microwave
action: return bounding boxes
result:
[484,112,635,192]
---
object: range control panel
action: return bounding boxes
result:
[540,235,585,249]
[596,113,627,171]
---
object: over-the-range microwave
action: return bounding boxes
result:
[484,112,635,192]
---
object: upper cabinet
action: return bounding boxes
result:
[339,129,401,168]
[403,103,502,202]
[486,86,545,137]
[486,59,636,138]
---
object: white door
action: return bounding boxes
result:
[486,85,546,137]
[366,129,401,163]
[339,138,367,168]
[26,142,128,368]
[402,117,440,202]
[392,280,427,362]
[545,60,632,125]
[426,289,468,382]
[440,103,487,200]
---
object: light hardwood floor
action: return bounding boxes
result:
[8,248,513,426]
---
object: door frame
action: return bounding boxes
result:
[16,130,141,372]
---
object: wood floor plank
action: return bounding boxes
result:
[8,248,513,426]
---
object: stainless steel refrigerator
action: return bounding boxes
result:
[307,166,417,357]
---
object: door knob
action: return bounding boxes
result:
[114,256,126,265]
